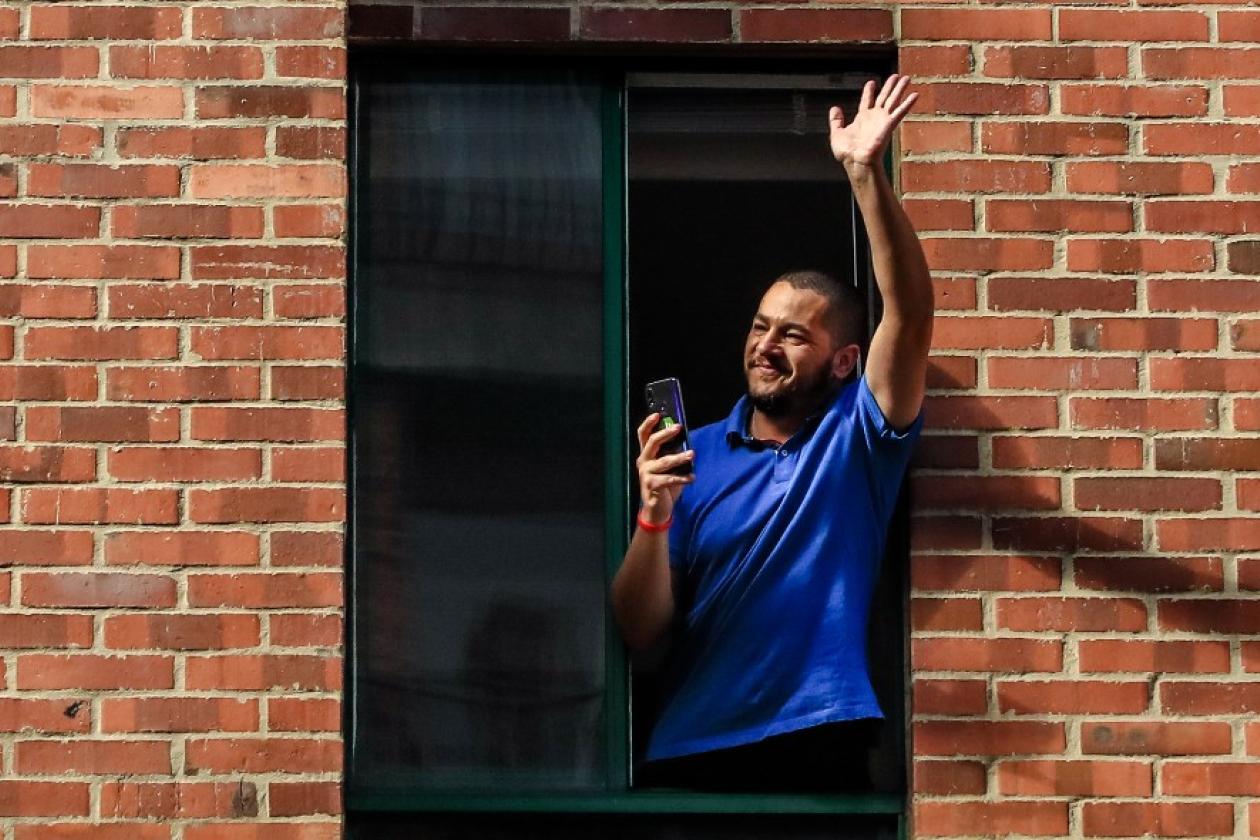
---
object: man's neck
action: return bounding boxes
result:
[747,387,836,445]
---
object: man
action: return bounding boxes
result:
[611,74,933,792]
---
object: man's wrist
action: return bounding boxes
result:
[638,503,672,530]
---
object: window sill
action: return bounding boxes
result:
[346,790,903,815]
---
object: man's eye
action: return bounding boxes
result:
[751,324,767,334]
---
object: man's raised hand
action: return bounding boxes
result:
[829,74,918,171]
[635,413,694,525]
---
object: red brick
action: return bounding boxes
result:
[190,407,344,442]
[739,9,891,43]
[988,277,1136,312]
[1162,762,1260,796]
[902,8,1052,41]
[1075,477,1221,513]
[1068,239,1214,274]
[0,698,90,734]
[104,614,260,651]
[268,697,339,732]
[272,447,344,482]
[913,638,1062,673]
[911,516,983,550]
[1072,398,1217,432]
[0,781,88,817]
[988,357,1136,390]
[109,446,262,482]
[998,597,1147,632]
[999,760,1153,797]
[916,802,1068,838]
[15,824,169,840]
[1061,10,1208,42]
[1145,47,1260,80]
[998,680,1149,715]
[0,284,96,319]
[1227,164,1260,193]
[1065,85,1208,118]
[102,698,258,733]
[186,655,339,692]
[0,204,97,238]
[192,326,343,360]
[1076,557,1223,593]
[1161,682,1260,715]
[1225,86,1260,118]
[1154,280,1254,313]
[112,204,264,239]
[900,121,972,154]
[924,357,977,391]
[189,168,344,201]
[21,572,176,608]
[273,206,344,240]
[1083,722,1231,756]
[912,82,1049,116]
[0,614,93,648]
[194,87,340,121]
[0,46,98,79]
[0,366,96,400]
[0,447,95,483]
[1146,123,1260,155]
[26,326,177,360]
[0,528,93,569]
[100,781,254,820]
[900,47,972,77]
[1158,519,1260,552]
[272,531,342,567]
[106,367,261,402]
[1079,640,1229,674]
[1068,161,1214,196]
[189,488,345,523]
[1083,802,1233,837]
[923,238,1054,272]
[926,396,1058,430]
[190,244,345,280]
[1159,598,1260,633]
[904,198,974,231]
[26,407,179,443]
[182,825,338,840]
[1221,10,1260,42]
[28,164,179,199]
[187,572,341,608]
[269,781,340,817]
[987,199,1132,233]
[420,7,570,41]
[931,316,1052,350]
[992,517,1143,552]
[276,126,345,160]
[17,655,173,690]
[104,531,259,567]
[991,436,1143,470]
[914,760,987,796]
[185,738,340,775]
[31,85,182,119]
[0,124,100,157]
[580,8,730,42]
[985,46,1128,80]
[912,679,987,716]
[271,613,341,648]
[903,160,1051,193]
[912,597,983,631]
[1232,319,1260,349]
[914,475,1060,511]
[914,721,1066,756]
[28,245,180,280]
[30,6,182,39]
[1240,399,1260,430]
[17,739,171,775]
[1147,200,1260,234]
[276,46,345,81]
[271,366,344,401]
[110,45,264,80]
[21,487,178,525]
[118,126,266,160]
[193,6,344,40]
[1152,358,1260,391]
[1071,318,1218,351]
[912,554,1060,591]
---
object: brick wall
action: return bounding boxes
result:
[2,0,1257,837]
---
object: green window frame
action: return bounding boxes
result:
[345,48,905,836]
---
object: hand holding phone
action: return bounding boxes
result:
[635,378,694,523]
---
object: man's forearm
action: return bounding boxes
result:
[611,528,675,652]
[845,162,933,325]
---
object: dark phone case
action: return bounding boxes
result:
[645,378,693,476]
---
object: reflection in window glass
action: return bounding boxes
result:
[352,68,607,791]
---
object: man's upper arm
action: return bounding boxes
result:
[863,310,933,432]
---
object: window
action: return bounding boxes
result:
[347,51,905,837]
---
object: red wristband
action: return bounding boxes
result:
[637,509,672,532]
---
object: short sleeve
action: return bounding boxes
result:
[854,374,924,522]
[855,373,925,445]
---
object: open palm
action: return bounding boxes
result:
[829,74,918,169]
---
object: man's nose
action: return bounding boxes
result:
[756,332,781,356]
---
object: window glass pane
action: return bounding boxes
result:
[352,67,607,791]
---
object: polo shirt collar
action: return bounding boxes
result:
[723,384,843,451]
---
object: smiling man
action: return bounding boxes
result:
[611,74,934,792]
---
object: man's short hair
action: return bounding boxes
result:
[769,270,867,348]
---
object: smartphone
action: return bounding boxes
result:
[645,377,692,476]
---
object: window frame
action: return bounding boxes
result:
[344,46,906,827]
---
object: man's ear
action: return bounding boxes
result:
[831,343,862,380]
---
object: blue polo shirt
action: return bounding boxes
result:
[643,374,923,762]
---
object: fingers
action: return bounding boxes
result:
[874,75,897,109]
[635,412,659,450]
[885,75,912,111]
[637,419,683,461]
[859,79,875,112]
[889,91,919,124]
[643,469,694,493]
[829,105,845,130]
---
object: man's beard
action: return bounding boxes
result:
[747,363,835,418]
